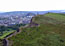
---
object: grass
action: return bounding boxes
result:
[8,13,65,46]
[8,24,65,46]
[45,13,65,22]
[0,30,15,39]
[33,13,65,25]
[0,40,3,46]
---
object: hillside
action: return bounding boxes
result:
[33,13,65,24]
[8,13,65,46]
[0,40,3,46]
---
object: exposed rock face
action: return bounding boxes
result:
[29,17,39,27]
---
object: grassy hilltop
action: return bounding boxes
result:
[8,13,65,46]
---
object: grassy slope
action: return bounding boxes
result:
[0,40,3,46]
[0,30,15,46]
[0,30,15,39]
[45,13,65,22]
[33,13,65,24]
[8,13,65,46]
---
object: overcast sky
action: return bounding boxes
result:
[0,0,65,12]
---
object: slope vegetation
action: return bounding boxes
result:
[8,13,65,46]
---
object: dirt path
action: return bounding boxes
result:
[3,28,21,46]
[3,24,28,46]
[3,20,39,46]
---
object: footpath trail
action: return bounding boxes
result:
[3,18,39,46]
[3,28,21,46]
[3,25,28,46]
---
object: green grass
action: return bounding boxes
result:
[8,24,65,46]
[0,40,3,46]
[0,30,15,39]
[45,13,65,22]
[33,13,65,25]
[8,13,65,46]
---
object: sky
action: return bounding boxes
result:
[0,0,65,12]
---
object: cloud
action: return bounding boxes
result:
[0,0,65,12]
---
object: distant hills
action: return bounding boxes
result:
[0,10,65,17]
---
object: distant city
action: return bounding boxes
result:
[0,10,65,26]
[0,13,36,26]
